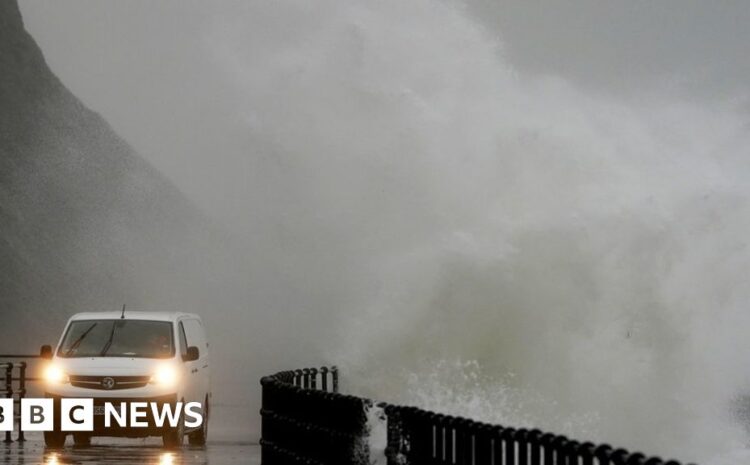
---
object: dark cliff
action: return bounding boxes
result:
[0,0,210,344]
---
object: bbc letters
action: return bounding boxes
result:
[0,399,202,431]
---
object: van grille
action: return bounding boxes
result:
[69,375,150,390]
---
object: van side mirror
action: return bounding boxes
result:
[185,346,199,362]
[40,345,53,359]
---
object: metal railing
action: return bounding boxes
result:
[260,367,371,465]
[260,367,697,465]
[1,355,42,443]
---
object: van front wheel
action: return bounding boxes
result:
[44,430,66,448]
[73,433,91,447]
[162,401,185,449]
[188,396,209,446]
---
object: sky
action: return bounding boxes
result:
[18,0,750,225]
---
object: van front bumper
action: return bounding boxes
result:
[44,393,178,437]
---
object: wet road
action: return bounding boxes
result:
[1,404,261,464]
[1,438,260,464]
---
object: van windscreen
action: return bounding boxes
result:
[58,320,174,358]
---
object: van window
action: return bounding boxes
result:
[178,322,189,358]
[182,319,207,353]
[58,320,174,359]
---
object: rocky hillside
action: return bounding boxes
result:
[0,0,210,347]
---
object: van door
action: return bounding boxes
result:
[177,321,196,404]
[181,319,209,406]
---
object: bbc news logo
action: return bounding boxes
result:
[0,399,203,431]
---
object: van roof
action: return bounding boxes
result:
[68,311,201,322]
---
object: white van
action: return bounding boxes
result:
[39,311,211,448]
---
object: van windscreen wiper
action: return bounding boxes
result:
[99,321,119,356]
[64,323,98,356]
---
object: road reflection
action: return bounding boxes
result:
[41,446,207,465]
[2,441,259,464]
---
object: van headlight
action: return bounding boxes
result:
[44,365,69,384]
[150,365,178,387]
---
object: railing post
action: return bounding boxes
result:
[453,418,471,465]
[493,426,505,465]
[579,442,595,465]
[541,433,556,465]
[503,428,516,465]
[611,448,630,465]
[16,362,26,442]
[474,424,492,465]
[445,418,457,465]
[410,408,432,464]
[320,367,329,392]
[4,363,12,443]
[331,366,338,393]
[309,368,317,390]
[566,440,580,465]
[436,415,447,464]
[356,398,373,465]
[528,429,542,465]
[553,435,569,465]
[259,377,270,465]
[596,444,614,465]
[302,368,310,389]
[385,405,401,465]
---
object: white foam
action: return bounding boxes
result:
[203,2,750,462]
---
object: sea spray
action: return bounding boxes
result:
[201,1,750,461]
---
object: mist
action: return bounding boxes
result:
[15,0,750,462]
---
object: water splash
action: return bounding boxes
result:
[203,1,750,461]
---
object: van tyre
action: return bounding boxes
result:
[44,430,66,448]
[73,433,91,447]
[188,396,209,446]
[162,401,185,448]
